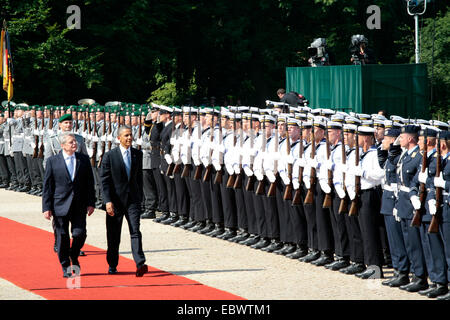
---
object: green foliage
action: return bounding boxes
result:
[0,0,448,118]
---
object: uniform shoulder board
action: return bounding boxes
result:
[411,152,417,158]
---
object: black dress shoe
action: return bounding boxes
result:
[189,222,206,232]
[261,240,283,252]
[311,252,334,266]
[141,211,156,219]
[419,283,437,295]
[355,267,383,279]
[198,222,216,234]
[240,235,260,246]
[79,250,86,256]
[340,263,366,275]
[108,266,118,274]
[436,291,450,300]
[181,219,197,229]
[299,250,321,263]
[161,213,178,225]
[382,270,399,286]
[136,264,148,277]
[172,216,189,227]
[62,266,72,278]
[400,277,428,292]
[251,238,271,249]
[426,283,448,298]
[154,212,170,223]
[206,226,225,237]
[325,259,350,271]
[220,230,237,241]
[388,272,410,287]
[286,246,308,259]
[229,231,250,243]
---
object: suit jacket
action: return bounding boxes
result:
[42,152,96,216]
[149,122,164,169]
[160,121,173,173]
[100,146,143,209]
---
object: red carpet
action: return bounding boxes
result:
[0,217,244,300]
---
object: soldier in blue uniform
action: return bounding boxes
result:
[395,124,429,292]
[380,127,411,287]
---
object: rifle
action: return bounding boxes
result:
[37,111,45,158]
[304,121,316,204]
[292,122,304,205]
[193,109,203,180]
[255,114,267,195]
[283,119,293,201]
[411,131,428,227]
[348,128,360,216]
[181,107,193,178]
[166,110,176,176]
[338,128,349,213]
[245,109,256,191]
[173,112,184,175]
[91,109,97,167]
[213,108,224,184]
[233,109,244,189]
[428,139,442,233]
[32,112,39,158]
[322,121,333,208]
[226,109,237,188]
[107,111,113,150]
[267,115,279,197]
[137,111,142,151]
[75,108,79,132]
[203,110,215,182]
[97,108,107,168]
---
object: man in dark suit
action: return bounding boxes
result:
[100,125,148,277]
[42,132,95,278]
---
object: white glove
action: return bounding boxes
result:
[434,173,446,189]
[286,154,295,164]
[309,157,319,169]
[107,134,114,141]
[86,133,92,141]
[170,137,176,145]
[410,195,421,210]
[136,138,143,146]
[92,135,99,142]
[393,136,401,146]
[164,154,173,165]
[352,165,363,177]
[193,156,201,167]
[335,163,347,172]
[33,129,40,136]
[225,163,234,175]
[393,208,401,222]
[324,159,334,171]
[233,164,240,175]
[213,161,221,171]
[87,147,93,158]
[303,177,311,190]
[319,179,331,194]
[335,184,346,199]
[81,132,87,139]
[266,171,276,184]
[347,188,356,201]
[298,157,306,168]
[100,135,107,142]
[30,142,36,149]
[255,172,263,181]
[173,152,180,163]
[418,168,428,184]
[280,172,290,185]
[6,118,14,124]
[392,184,399,198]
[293,179,300,190]
[428,199,437,215]
[244,166,253,177]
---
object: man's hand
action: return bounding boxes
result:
[106,202,115,216]
[87,206,95,216]
[43,210,52,220]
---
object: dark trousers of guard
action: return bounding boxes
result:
[220,171,237,229]
[199,165,213,222]
[275,177,294,244]
[290,186,308,248]
[26,154,40,189]
[303,187,318,251]
[32,157,44,190]
[0,154,10,185]
[174,166,190,218]
[253,179,268,238]
[400,217,428,278]
[358,188,384,267]
[143,169,158,212]
[263,178,280,240]
[163,173,177,214]
[208,168,224,225]
[153,168,169,213]
[234,178,248,231]
[384,214,410,273]
[92,163,102,206]
[420,222,447,285]
[5,155,17,186]
[344,207,365,264]
[314,183,334,254]
[242,175,258,235]
[183,166,196,222]
[330,192,350,260]
[190,166,205,222]
[13,151,31,187]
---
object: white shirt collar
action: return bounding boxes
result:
[62,151,75,160]
[119,144,130,155]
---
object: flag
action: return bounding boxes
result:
[0,27,14,101]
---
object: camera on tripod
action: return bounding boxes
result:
[308,38,330,67]
[350,34,369,65]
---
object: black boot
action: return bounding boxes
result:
[388,271,410,287]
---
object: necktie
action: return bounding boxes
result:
[68,156,75,181]
[124,149,131,179]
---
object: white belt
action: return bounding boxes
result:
[399,186,411,193]
[383,184,394,192]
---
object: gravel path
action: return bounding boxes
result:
[0,189,429,300]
